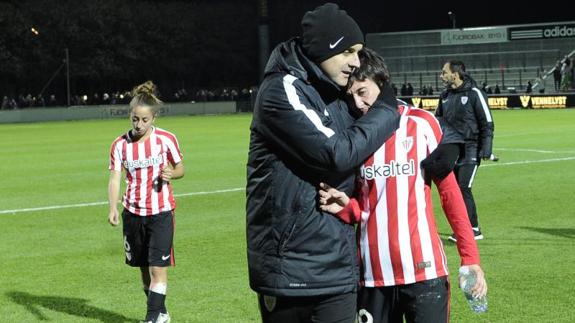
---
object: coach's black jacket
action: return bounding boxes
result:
[436,76,495,162]
[246,38,400,297]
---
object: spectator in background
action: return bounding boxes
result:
[246,3,399,322]
[561,58,572,91]
[220,88,230,101]
[207,90,215,101]
[494,84,501,94]
[240,88,250,100]
[110,92,119,105]
[428,85,434,95]
[400,83,407,96]
[36,95,45,107]
[179,89,189,101]
[48,94,58,106]
[406,82,414,96]
[195,89,207,102]
[526,81,532,93]
[1,96,10,110]
[391,83,398,95]
[18,94,28,108]
[419,85,427,95]
[230,88,238,101]
[535,73,546,93]
[553,62,562,91]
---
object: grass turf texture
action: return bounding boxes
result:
[0,110,573,322]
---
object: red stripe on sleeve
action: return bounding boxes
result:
[434,173,480,265]
[425,184,446,274]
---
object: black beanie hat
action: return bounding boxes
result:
[301,3,364,63]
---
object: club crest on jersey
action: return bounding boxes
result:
[401,137,414,152]
[461,96,468,105]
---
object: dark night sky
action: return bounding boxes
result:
[2,0,573,97]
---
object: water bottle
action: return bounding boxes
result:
[459,266,488,313]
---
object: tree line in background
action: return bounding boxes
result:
[0,0,259,102]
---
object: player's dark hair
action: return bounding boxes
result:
[130,80,162,113]
[348,47,390,90]
[447,60,468,79]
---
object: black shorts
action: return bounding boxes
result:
[357,277,449,323]
[258,292,356,323]
[122,209,175,267]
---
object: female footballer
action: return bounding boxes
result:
[319,49,486,323]
[108,81,184,323]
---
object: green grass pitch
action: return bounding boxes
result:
[0,109,574,322]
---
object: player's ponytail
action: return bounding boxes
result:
[129,80,162,113]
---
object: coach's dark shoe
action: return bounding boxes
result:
[447,233,457,243]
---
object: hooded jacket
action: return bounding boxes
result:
[246,38,400,297]
[435,76,494,161]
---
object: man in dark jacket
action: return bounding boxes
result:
[423,60,494,243]
[246,3,400,322]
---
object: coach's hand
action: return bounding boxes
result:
[108,208,120,226]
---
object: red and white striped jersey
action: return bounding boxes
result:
[356,104,478,287]
[109,127,183,216]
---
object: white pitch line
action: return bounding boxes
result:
[495,148,574,154]
[0,187,244,215]
[3,157,575,214]
[481,156,575,167]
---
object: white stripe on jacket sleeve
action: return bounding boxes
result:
[283,74,335,138]
[472,88,492,122]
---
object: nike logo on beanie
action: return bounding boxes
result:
[329,36,344,49]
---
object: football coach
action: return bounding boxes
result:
[246,3,400,322]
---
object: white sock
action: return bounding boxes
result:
[150,282,167,295]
